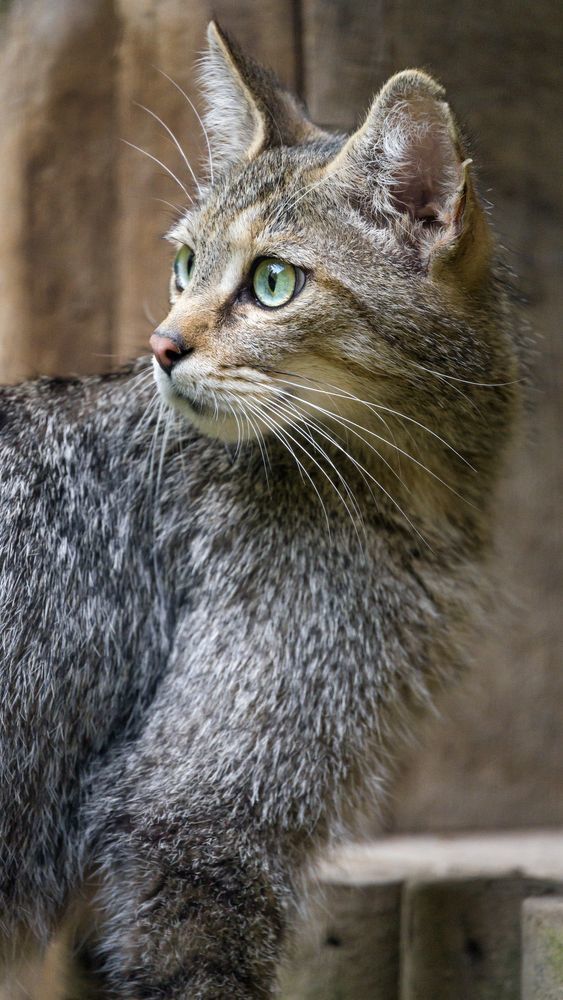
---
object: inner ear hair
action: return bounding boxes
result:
[378,85,464,225]
[326,70,466,231]
[326,68,492,285]
[200,21,326,174]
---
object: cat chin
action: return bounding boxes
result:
[152,372,251,443]
[160,387,242,442]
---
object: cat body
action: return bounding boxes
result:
[0,22,520,998]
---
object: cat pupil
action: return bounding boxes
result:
[267,269,276,292]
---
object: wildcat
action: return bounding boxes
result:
[0,20,521,999]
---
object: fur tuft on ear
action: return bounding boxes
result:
[373,71,462,222]
[337,69,464,225]
[199,22,326,176]
[327,69,491,285]
[199,22,265,172]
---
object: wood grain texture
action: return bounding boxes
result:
[279,881,401,999]
[0,0,119,381]
[401,877,563,1000]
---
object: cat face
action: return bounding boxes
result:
[153,142,363,443]
[152,23,518,510]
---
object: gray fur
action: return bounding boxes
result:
[0,22,522,999]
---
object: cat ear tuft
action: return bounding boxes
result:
[199,21,326,176]
[341,69,463,224]
[371,70,462,223]
[199,21,266,173]
[429,158,492,288]
[328,69,490,284]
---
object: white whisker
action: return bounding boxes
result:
[155,67,215,186]
[273,393,387,505]
[258,392,431,549]
[244,399,332,539]
[270,373,476,472]
[250,397,364,542]
[268,382,474,509]
[277,391,408,492]
[155,407,173,504]
[259,395,365,534]
[142,300,158,327]
[153,196,188,214]
[229,399,245,463]
[134,102,203,197]
[410,360,521,388]
[121,139,194,204]
[238,400,271,489]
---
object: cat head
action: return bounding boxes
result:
[151,22,518,515]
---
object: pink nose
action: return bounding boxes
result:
[150,332,190,374]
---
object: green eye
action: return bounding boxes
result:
[252,258,299,308]
[173,245,195,291]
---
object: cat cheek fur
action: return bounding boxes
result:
[0,19,523,998]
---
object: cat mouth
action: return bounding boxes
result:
[156,365,219,419]
[165,379,242,425]
[172,389,212,417]
[153,358,308,443]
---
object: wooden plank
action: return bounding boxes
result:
[321,831,563,885]
[401,877,563,1000]
[301,0,395,130]
[279,881,401,1000]
[280,833,563,998]
[0,0,119,381]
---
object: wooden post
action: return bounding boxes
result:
[522,897,563,1000]
[279,880,402,1000]
[401,877,563,1000]
[0,0,119,382]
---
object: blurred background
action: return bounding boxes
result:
[0,0,561,834]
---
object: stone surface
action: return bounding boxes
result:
[522,897,563,1000]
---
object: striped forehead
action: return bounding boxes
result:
[203,176,290,239]
[226,205,261,247]
[213,207,261,297]
[199,143,333,234]
[172,140,341,249]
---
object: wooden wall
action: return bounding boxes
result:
[0,0,561,832]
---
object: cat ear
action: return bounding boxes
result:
[200,22,323,174]
[330,70,490,286]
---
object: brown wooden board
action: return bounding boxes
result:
[279,881,401,1000]
[0,0,119,381]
